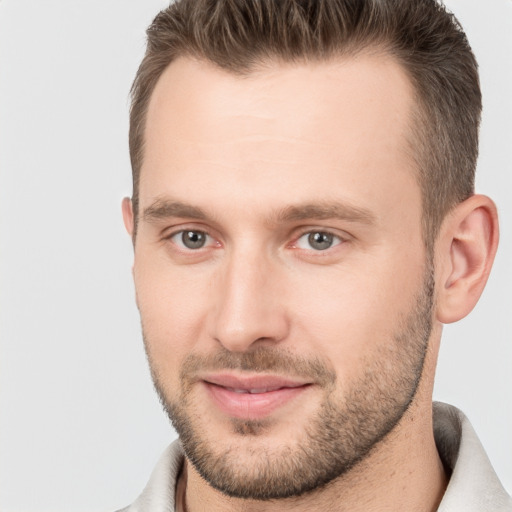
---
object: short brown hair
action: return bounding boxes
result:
[129,0,481,246]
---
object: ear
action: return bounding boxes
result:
[122,197,135,237]
[435,194,499,324]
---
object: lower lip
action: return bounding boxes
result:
[204,382,310,420]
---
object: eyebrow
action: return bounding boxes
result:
[143,199,208,223]
[271,202,376,225]
[142,197,376,226]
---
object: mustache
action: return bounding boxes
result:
[179,347,336,387]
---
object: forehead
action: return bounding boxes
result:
[145,53,416,146]
[140,55,419,223]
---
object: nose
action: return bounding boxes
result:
[209,249,289,352]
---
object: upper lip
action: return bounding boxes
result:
[201,373,312,392]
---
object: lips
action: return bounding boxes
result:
[201,373,311,420]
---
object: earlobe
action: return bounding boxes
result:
[435,195,499,324]
[122,197,135,237]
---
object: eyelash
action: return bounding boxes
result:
[165,227,346,254]
[167,229,219,251]
[292,231,344,251]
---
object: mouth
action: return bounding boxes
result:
[201,373,312,420]
[219,386,295,394]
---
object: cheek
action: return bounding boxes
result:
[288,253,424,378]
[133,255,211,386]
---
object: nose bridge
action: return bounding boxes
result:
[210,241,287,351]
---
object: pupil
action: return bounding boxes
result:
[183,231,205,249]
[308,232,333,250]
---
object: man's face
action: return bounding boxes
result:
[129,55,434,498]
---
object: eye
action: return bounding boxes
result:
[295,231,342,251]
[170,230,212,250]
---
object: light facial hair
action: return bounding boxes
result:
[144,263,435,500]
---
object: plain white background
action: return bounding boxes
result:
[0,1,510,510]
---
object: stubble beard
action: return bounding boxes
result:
[144,267,434,500]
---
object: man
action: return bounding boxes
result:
[119,0,511,510]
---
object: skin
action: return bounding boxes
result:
[123,55,499,512]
